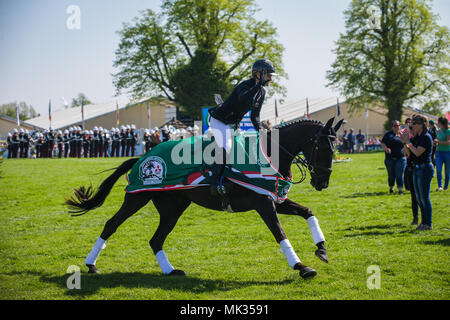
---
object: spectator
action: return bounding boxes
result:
[356,129,365,153]
[6,132,13,159]
[434,116,450,191]
[342,130,349,153]
[403,118,419,225]
[381,120,406,195]
[428,119,438,165]
[348,128,355,154]
[401,115,434,230]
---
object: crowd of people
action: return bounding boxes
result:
[380,115,449,231]
[4,124,200,159]
[335,128,381,154]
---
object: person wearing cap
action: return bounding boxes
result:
[120,126,127,157]
[63,130,70,158]
[401,115,434,230]
[35,133,44,158]
[126,124,138,157]
[92,127,99,157]
[18,129,25,158]
[47,128,56,158]
[56,130,64,158]
[21,129,31,158]
[89,130,95,157]
[103,130,111,157]
[68,127,75,157]
[143,129,151,153]
[81,130,90,158]
[10,129,20,158]
[207,58,275,196]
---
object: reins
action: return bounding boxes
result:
[267,124,335,185]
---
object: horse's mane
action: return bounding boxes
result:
[271,119,323,132]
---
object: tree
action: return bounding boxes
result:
[113,0,286,118]
[0,101,37,121]
[71,93,92,108]
[327,0,450,129]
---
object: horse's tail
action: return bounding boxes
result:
[66,158,139,216]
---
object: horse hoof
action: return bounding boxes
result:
[315,248,329,263]
[86,264,100,274]
[168,269,186,276]
[293,263,317,279]
[299,267,317,279]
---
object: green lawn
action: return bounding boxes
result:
[0,153,448,300]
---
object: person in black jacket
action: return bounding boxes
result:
[63,130,70,158]
[207,58,275,195]
[18,129,25,158]
[6,132,13,158]
[381,120,407,195]
[56,130,64,158]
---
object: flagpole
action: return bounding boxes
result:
[147,101,151,129]
[16,103,20,126]
[81,101,85,129]
[116,101,120,126]
[365,102,369,139]
[306,97,310,119]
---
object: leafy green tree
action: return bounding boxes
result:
[327,0,450,129]
[113,0,286,118]
[0,101,37,121]
[71,93,92,108]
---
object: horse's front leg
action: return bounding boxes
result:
[275,199,328,263]
[253,195,317,279]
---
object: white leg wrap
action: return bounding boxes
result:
[85,237,106,265]
[280,239,301,268]
[307,216,326,244]
[155,250,175,275]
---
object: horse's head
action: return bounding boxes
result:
[301,117,344,191]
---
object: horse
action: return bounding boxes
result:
[66,117,343,279]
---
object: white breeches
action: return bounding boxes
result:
[209,116,234,154]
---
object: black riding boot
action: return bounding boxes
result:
[209,163,226,196]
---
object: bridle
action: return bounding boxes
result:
[273,127,336,185]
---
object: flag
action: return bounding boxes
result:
[306,98,310,119]
[116,101,120,126]
[48,99,52,127]
[274,94,279,118]
[365,103,369,119]
[15,104,20,126]
[337,98,341,117]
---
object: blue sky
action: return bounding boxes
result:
[1,0,449,115]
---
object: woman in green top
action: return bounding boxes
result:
[434,117,450,191]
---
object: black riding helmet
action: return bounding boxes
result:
[252,59,277,76]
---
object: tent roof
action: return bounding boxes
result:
[26,97,161,130]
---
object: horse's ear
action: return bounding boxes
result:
[333,119,344,132]
[323,117,335,132]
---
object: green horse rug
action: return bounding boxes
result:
[125,132,293,203]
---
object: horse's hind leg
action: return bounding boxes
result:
[150,193,191,276]
[85,192,152,273]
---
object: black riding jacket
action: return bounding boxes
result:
[208,78,265,130]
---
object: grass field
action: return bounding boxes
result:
[0,152,448,300]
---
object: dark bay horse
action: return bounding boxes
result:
[66,117,343,279]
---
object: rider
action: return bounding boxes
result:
[208,58,276,196]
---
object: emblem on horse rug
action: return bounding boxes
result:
[140,156,167,185]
